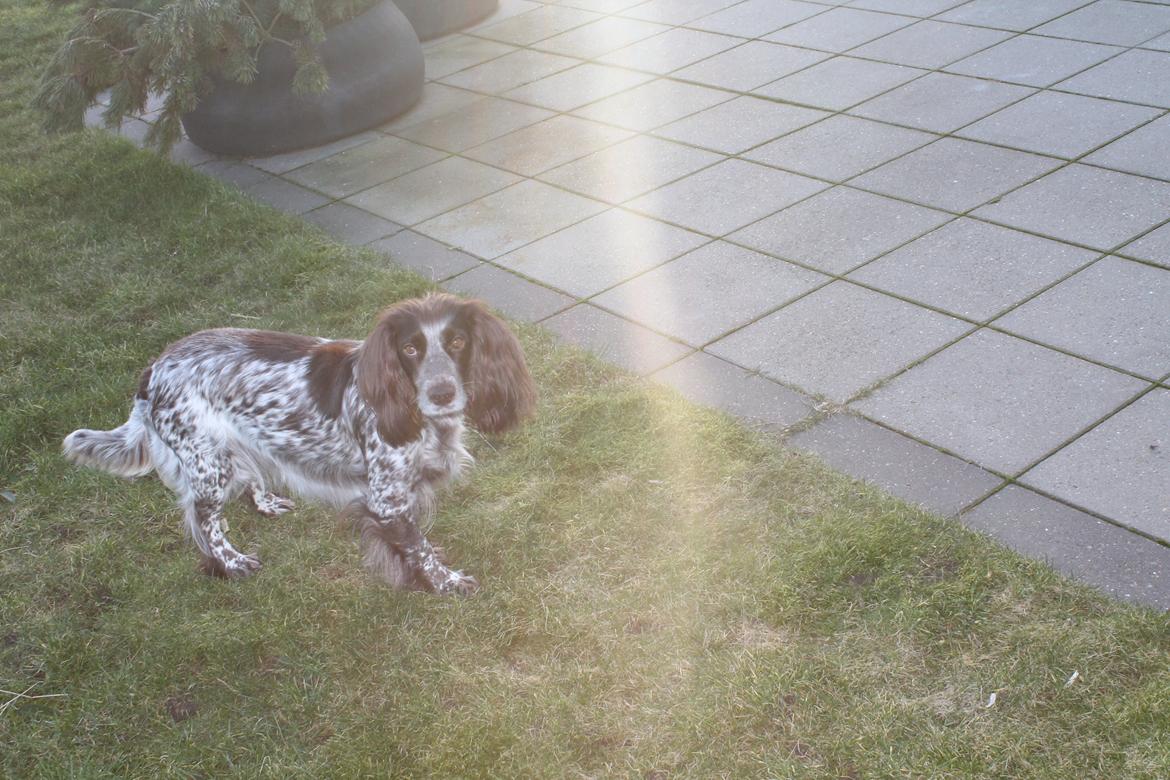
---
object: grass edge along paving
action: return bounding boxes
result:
[3,2,1170,777]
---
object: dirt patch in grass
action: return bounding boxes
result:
[164,694,198,723]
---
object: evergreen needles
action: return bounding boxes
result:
[33,0,377,152]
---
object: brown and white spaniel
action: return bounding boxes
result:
[63,294,535,594]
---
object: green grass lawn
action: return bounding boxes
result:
[4,2,1170,777]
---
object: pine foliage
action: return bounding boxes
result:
[34,0,379,152]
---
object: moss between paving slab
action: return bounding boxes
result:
[4,3,1170,777]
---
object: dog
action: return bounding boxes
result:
[63,293,535,595]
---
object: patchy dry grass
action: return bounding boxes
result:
[3,2,1170,777]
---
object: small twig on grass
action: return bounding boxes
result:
[230,313,261,320]
[0,684,69,717]
[471,429,498,453]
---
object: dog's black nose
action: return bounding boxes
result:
[428,382,456,407]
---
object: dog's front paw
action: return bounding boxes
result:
[439,569,480,596]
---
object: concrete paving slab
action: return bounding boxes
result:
[502,63,652,111]
[439,48,580,94]
[1121,223,1170,269]
[199,160,271,188]
[620,0,742,25]
[369,230,481,281]
[466,0,543,31]
[243,177,330,215]
[543,304,692,375]
[1057,49,1170,107]
[744,115,934,182]
[850,218,1098,321]
[345,156,522,227]
[497,208,708,297]
[573,78,733,131]
[654,97,828,154]
[249,132,378,175]
[538,135,723,204]
[973,164,1170,250]
[1084,114,1170,180]
[168,137,219,167]
[852,137,1060,214]
[854,329,1146,474]
[302,203,403,245]
[597,27,741,74]
[936,0,1095,31]
[995,256,1170,377]
[962,485,1170,610]
[1141,29,1170,52]
[284,136,447,198]
[414,179,607,259]
[851,72,1034,134]
[475,5,600,46]
[728,186,951,274]
[689,0,824,37]
[849,20,1010,70]
[626,159,829,236]
[710,281,969,402]
[111,117,153,147]
[672,41,829,92]
[423,36,517,80]
[653,351,814,432]
[754,56,924,111]
[847,0,966,15]
[1033,0,1170,46]
[563,0,645,10]
[532,16,668,59]
[393,96,554,152]
[944,35,1122,88]
[790,413,1002,516]
[445,264,576,321]
[83,97,111,125]
[957,91,1159,159]
[594,240,827,345]
[378,83,481,133]
[1022,388,1170,540]
[561,0,645,10]
[764,7,914,52]
[464,115,632,176]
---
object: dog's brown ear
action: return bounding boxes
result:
[356,308,422,447]
[464,300,536,434]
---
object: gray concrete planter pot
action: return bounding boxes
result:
[181,0,423,157]
[393,0,499,41]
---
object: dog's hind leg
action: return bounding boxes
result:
[171,441,261,579]
[229,442,295,518]
[247,488,295,518]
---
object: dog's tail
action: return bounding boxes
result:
[63,399,154,479]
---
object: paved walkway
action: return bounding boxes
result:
[105,0,1170,608]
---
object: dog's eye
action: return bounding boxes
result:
[448,336,466,351]
[402,344,418,357]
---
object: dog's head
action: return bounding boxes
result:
[355,294,535,446]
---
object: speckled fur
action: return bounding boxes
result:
[63,294,535,594]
